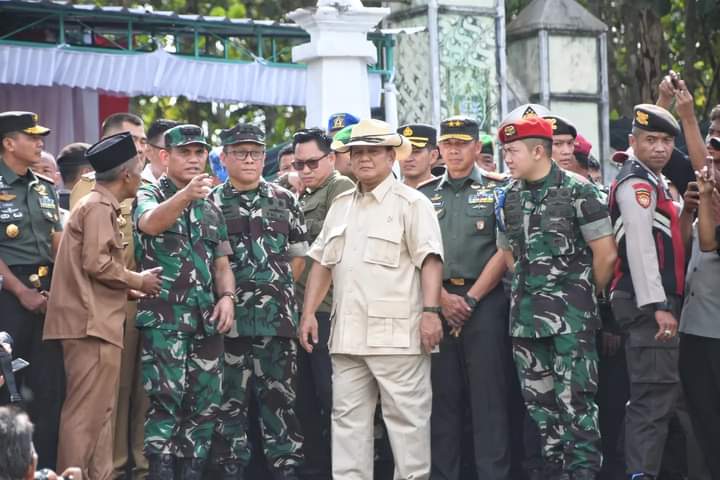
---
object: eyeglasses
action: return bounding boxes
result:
[292,153,329,171]
[226,150,265,161]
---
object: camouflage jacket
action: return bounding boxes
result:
[134,175,232,335]
[496,162,612,338]
[210,179,308,338]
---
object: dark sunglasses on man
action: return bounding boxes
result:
[292,152,329,171]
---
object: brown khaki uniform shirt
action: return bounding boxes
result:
[44,185,144,347]
[70,172,135,269]
[308,174,443,355]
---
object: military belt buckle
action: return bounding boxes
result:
[449,278,465,286]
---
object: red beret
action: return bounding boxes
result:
[498,117,553,144]
[573,134,592,156]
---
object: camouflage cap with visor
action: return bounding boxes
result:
[164,124,211,150]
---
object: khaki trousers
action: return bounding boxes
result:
[331,354,431,480]
[58,337,122,480]
[112,302,149,479]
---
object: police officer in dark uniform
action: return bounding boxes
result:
[0,111,64,470]
[419,116,513,479]
[608,104,687,480]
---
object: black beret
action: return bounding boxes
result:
[398,123,437,148]
[543,115,577,138]
[85,132,137,173]
[0,111,50,136]
[220,124,265,146]
[633,104,680,137]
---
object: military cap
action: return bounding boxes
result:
[503,103,551,123]
[544,115,577,138]
[330,125,353,151]
[398,123,437,148]
[328,112,359,134]
[56,142,91,167]
[611,147,632,165]
[498,117,553,144]
[708,137,720,150]
[219,124,265,146]
[632,104,680,137]
[439,116,479,142]
[573,134,592,167]
[0,111,50,136]
[84,132,137,173]
[164,124,210,150]
[480,133,494,155]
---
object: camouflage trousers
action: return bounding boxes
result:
[139,328,223,459]
[212,336,303,468]
[512,330,601,473]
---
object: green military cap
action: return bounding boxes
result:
[398,123,437,148]
[439,116,479,142]
[219,123,265,146]
[164,124,210,150]
[479,133,494,155]
[330,125,353,151]
[0,111,51,137]
[632,104,680,137]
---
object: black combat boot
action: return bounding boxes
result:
[544,461,570,480]
[178,457,206,480]
[220,462,245,480]
[148,454,175,480]
[270,467,299,480]
[570,469,597,480]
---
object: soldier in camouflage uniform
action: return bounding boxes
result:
[134,124,236,480]
[495,117,617,480]
[209,124,308,480]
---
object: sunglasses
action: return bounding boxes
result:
[292,153,330,171]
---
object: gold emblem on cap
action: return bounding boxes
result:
[447,120,463,127]
[636,110,649,126]
[522,107,538,118]
[547,118,558,130]
[33,114,39,123]
[332,116,345,129]
[504,125,517,137]
[6,224,19,238]
[403,126,414,137]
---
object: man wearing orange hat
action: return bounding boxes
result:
[495,116,617,480]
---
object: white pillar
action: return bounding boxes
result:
[288,0,389,128]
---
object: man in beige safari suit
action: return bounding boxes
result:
[300,118,444,480]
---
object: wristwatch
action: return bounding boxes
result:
[423,306,442,314]
[464,294,478,309]
[652,300,672,312]
[219,291,238,304]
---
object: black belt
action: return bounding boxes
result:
[443,278,474,287]
[7,264,53,289]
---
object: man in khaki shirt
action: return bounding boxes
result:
[44,132,162,480]
[300,119,444,480]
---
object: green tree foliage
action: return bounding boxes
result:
[507,0,720,120]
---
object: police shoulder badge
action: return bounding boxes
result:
[633,182,653,208]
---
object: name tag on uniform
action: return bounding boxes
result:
[38,196,56,210]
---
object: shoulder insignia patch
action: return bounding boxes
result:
[633,182,653,208]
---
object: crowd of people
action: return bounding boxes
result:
[0,71,719,480]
